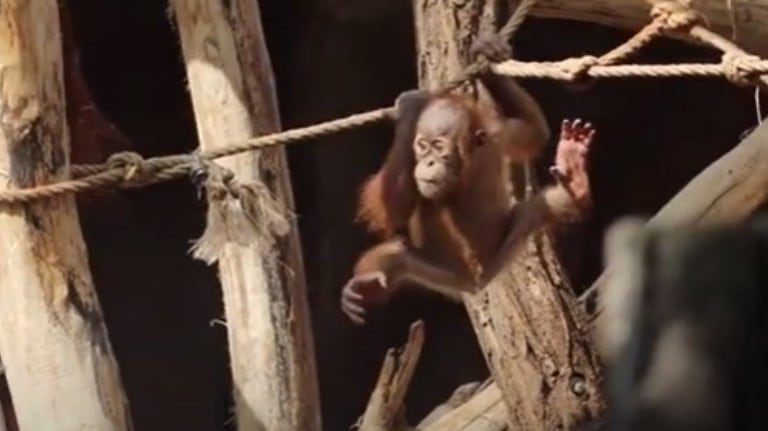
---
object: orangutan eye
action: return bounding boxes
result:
[414,139,429,154]
[432,140,446,153]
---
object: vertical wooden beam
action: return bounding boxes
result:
[412,1,605,429]
[169,1,321,430]
[0,1,132,430]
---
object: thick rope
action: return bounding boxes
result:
[3,1,768,206]
[445,0,539,90]
[0,108,393,204]
[491,58,768,81]
[577,2,768,309]
[499,0,538,42]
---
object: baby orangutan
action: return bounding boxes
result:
[341,35,594,324]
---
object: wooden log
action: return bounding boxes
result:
[600,219,768,430]
[518,0,768,58]
[0,1,132,430]
[413,1,605,429]
[169,1,321,430]
[418,381,485,428]
[359,321,425,431]
[419,381,507,431]
[589,115,768,355]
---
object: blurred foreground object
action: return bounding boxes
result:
[599,217,768,431]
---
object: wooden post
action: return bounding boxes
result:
[169,1,321,430]
[0,1,132,430]
[413,1,605,429]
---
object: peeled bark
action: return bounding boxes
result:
[0,1,132,430]
[169,1,321,430]
[413,1,605,428]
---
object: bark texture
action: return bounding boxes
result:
[413,1,605,429]
[170,1,321,430]
[0,1,132,430]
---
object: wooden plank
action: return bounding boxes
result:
[169,1,321,430]
[0,1,132,430]
[518,0,768,58]
[600,219,768,430]
[412,1,605,429]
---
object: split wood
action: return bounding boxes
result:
[357,321,425,431]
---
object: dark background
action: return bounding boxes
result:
[62,0,767,429]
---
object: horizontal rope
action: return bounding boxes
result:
[491,58,768,80]
[1,108,393,204]
[3,1,768,206]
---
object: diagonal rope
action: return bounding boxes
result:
[499,0,538,42]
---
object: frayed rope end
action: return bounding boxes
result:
[189,160,291,265]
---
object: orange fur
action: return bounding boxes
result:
[348,82,551,292]
[356,174,392,238]
[354,94,505,282]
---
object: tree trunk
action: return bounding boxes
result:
[0,1,132,430]
[412,1,605,429]
[516,0,768,57]
[169,1,321,430]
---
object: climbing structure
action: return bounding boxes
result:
[0,0,767,430]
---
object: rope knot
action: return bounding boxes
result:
[721,52,763,86]
[106,151,151,183]
[460,54,494,86]
[650,1,704,32]
[559,55,599,81]
[188,156,291,265]
[188,155,235,200]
